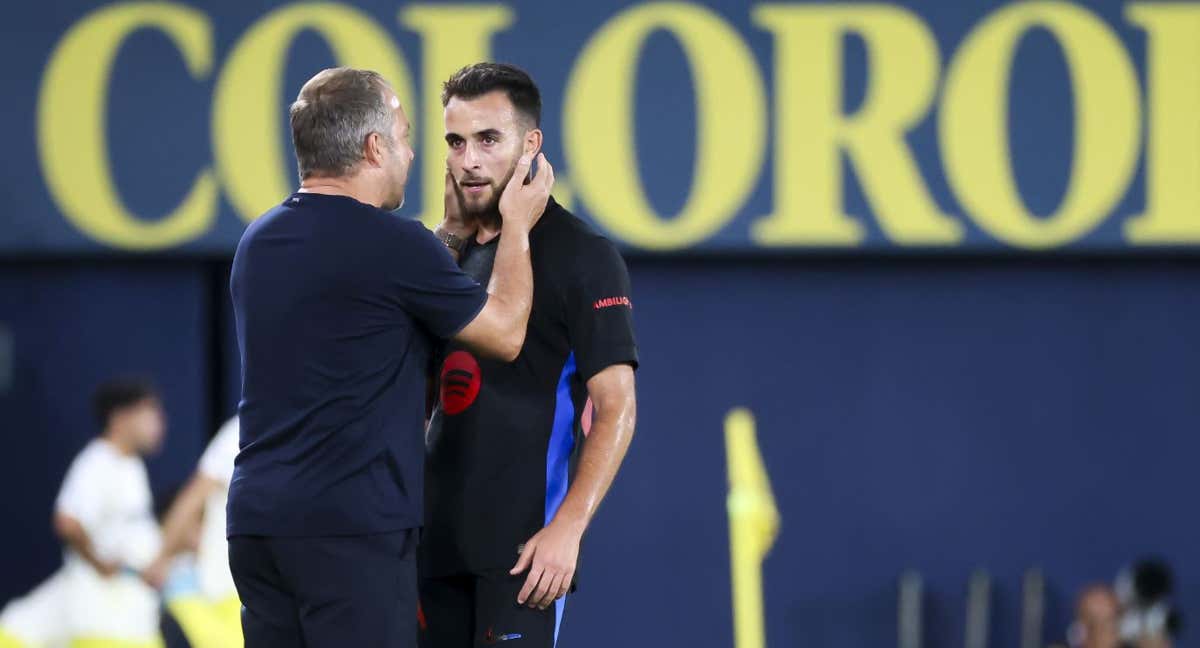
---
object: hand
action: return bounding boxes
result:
[92,558,121,578]
[439,170,476,240]
[509,518,581,609]
[140,557,170,590]
[498,153,554,235]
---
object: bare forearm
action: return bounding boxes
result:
[551,406,635,533]
[157,474,215,560]
[55,514,110,572]
[66,534,105,569]
[510,363,632,608]
[486,226,533,338]
[433,219,534,329]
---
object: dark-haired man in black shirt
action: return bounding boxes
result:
[420,63,638,647]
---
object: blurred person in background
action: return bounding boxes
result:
[419,63,637,648]
[1131,632,1172,648]
[142,416,241,648]
[1069,584,1122,648]
[1116,559,1181,648]
[0,378,166,648]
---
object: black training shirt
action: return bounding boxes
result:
[422,198,638,576]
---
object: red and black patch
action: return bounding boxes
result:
[440,351,481,415]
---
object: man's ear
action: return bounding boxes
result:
[364,132,385,168]
[523,128,543,158]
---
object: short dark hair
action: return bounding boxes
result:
[290,67,396,181]
[442,62,541,128]
[92,377,158,430]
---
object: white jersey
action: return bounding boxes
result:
[1,438,162,643]
[55,438,161,571]
[197,417,239,599]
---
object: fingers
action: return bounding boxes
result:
[443,170,469,224]
[533,572,564,610]
[141,567,162,589]
[526,567,555,609]
[517,565,544,606]
[506,154,533,192]
[525,154,553,229]
[534,153,554,191]
[555,571,573,601]
[510,540,536,576]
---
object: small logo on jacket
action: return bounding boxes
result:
[484,627,523,643]
[440,350,482,415]
[593,296,632,310]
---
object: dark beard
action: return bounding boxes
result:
[463,162,520,230]
[452,178,499,230]
[466,198,502,230]
[478,210,501,230]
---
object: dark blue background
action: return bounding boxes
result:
[2,257,1195,647]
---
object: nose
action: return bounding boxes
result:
[462,143,481,169]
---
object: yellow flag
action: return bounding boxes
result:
[725,408,781,648]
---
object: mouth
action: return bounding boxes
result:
[460,179,490,196]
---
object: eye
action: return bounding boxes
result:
[448,139,464,150]
[482,135,497,145]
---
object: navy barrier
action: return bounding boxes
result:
[2,258,1197,646]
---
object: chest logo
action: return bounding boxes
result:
[440,350,482,415]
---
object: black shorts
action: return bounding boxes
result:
[419,570,565,648]
[229,529,419,648]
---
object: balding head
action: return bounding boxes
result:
[289,67,397,181]
[289,67,414,210]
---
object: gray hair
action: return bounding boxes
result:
[289,67,396,180]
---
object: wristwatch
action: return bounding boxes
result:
[435,228,467,253]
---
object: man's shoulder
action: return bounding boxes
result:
[67,439,126,480]
[246,194,418,236]
[241,198,434,264]
[73,438,109,465]
[243,197,304,234]
[234,200,293,258]
[537,199,620,259]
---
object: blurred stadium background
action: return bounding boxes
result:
[1,0,1196,646]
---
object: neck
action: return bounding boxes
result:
[476,215,502,245]
[102,432,137,456]
[299,172,383,209]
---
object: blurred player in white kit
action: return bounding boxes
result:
[0,378,165,648]
[142,416,242,648]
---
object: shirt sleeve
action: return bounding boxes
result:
[387,220,488,339]
[198,417,241,485]
[565,237,639,382]
[55,447,104,531]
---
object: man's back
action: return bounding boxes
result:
[230,192,486,537]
